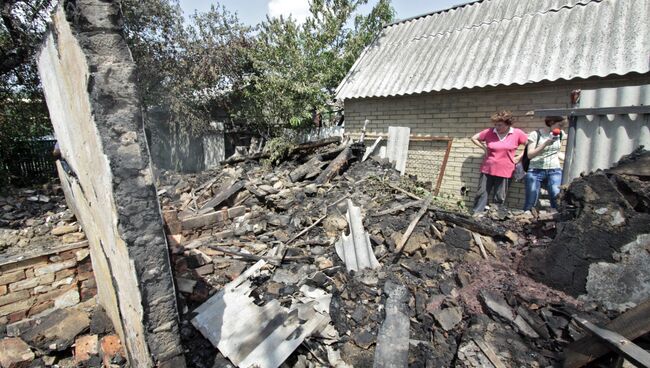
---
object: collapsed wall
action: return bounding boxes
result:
[523,150,650,308]
[37,1,184,366]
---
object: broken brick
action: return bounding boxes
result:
[100,335,125,368]
[74,334,99,364]
[0,337,35,368]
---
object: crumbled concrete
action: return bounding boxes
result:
[524,172,650,296]
[37,1,184,366]
[584,233,650,311]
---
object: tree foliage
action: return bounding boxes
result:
[0,0,393,156]
[122,0,252,133]
[238,0,394,136]
[1,0,55,184]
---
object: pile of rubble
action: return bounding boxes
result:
[0,303,127,368]
[158,138,650,368]
[0,182,86,255]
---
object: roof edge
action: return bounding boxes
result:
[385,0,483,27]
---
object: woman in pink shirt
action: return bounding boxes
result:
[470,111,528,215]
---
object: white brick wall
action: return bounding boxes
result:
[344,74,650,209]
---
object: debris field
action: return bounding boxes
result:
[155,138,650,368]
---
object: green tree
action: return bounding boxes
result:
[1,0,55,185]
[238,0,394,136]
[122,0,252,133]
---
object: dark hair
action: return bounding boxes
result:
[544,116,565,127]
[491,110,513,126]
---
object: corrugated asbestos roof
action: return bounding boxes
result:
[563,84,650,183]
[335,0,650,100]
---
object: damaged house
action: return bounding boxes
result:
[335,0,650,207]
[2,0,650,367]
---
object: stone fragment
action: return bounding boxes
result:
[480,291,515,322]
[444,227,472,250]
[0,270,26,286]
[34,259,77,277]
[74,335,99,364]
[224,261,249,281]
[213,229,234,240]
[54,289,80,309]
[61,232,86,244]
[433,306,463,331]
[0,290,31,307]
[513,315,540,339]
[22,308,90,352]
[75,249,90,262]
[0,337,35,368]
[90,307,113,335]
[403,232,429,255]
[51,225,78,236]
[315,257,334,270]
[28,301,54,317]
[0,285,6,296]
[34,285,56,294]
[52,277,75,288]
[175,278,197,294]
[0,298,34,317]
[227,206,246,218]
[192,264,214,277]
[0,257,48,273]
[55,268,75,281]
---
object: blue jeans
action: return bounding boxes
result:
[524,169,562,211]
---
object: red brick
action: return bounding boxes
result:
[100,335,125,367]
[74,334,99,364]
[80,287,97,302]
[0,270,25,286]
[0,257,48,273]
[24,269,34,278]
[77,260,93,273]
[0,290,30,307]
[7,309,28,324]
[77,271,94,281]
[28,301,54,317]
[163,210,182,234]
[55,268,76,281]
[60,249,78,260]
[0,298,34,317]
[35,286,71,304]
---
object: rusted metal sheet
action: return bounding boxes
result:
[336,0,650,100]
[191,260,331,368]
[563,84,650,183]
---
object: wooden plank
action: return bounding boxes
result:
[471,232,488,259]
[181,210,228,230]
[371,199,422,217]
[573,316,650,368]
[362,137,382,162]
[198,181,244,214]
[564,299,650,367]
[394,197,432,254]
[473,338,507,368]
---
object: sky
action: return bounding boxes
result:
[178,0,465,25]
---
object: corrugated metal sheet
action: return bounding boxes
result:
[192,260,332,368]
[336,0,650,100]
[335,200,381,272]
[563,84,650,183]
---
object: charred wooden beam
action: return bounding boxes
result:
[315,145,352,185]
